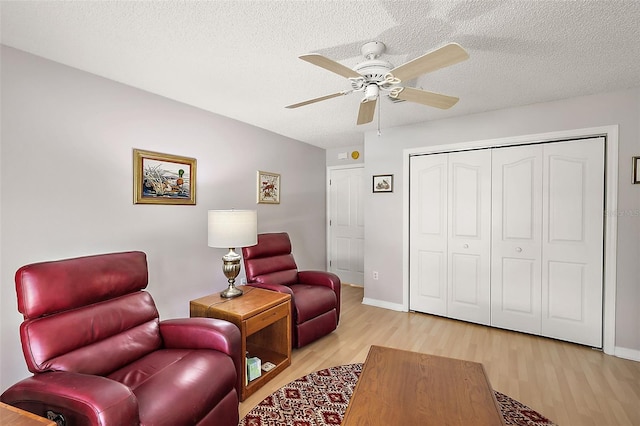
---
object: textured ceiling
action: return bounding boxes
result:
[2,1,640,149]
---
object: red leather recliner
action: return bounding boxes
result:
[242,232,341,348]
[0,251,241,426]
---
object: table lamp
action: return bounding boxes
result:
[208,209,257,298]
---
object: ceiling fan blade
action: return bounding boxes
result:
[300,53,362,79]
[392,86,459,109]
[357,99,377,125]
[389,43,469,82]
[285,91,350,109]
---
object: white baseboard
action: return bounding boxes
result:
[362,297,406,312]
[614,346,640,362]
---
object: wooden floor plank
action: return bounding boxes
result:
[239,285,640,425]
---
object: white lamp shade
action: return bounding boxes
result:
[208,210,257,248]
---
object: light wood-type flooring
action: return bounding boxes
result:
[239,285,640,425]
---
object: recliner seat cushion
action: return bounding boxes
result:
[109,349,236,425]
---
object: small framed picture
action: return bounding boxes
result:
[372,174,393,193]
[257,171,280,204]
[633,156,640,184]
[133,149,196,205]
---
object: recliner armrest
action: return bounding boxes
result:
[160,318,242,393]
[298,270,340,291]
[0,371,138,425]
[160,318,240,355]
[298,271,341,324]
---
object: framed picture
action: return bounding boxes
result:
[133,149,196,205]
[372,174,393,193]
[257,171,280,204]
[633,156,640,184]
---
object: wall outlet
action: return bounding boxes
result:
[372,271,379,280]
[240,278,247,284]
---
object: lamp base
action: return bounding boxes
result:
[220,284,243,299]
[218,248,244,299]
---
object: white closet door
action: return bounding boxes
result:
[409,154,448,315]
[447,150,492,325]
[491,145,543,334]
[541,137,604,347]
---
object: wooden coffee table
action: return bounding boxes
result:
[189,286,291,401]
[342,345,506,425]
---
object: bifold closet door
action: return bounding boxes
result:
[491,145,543,335]
[410,150,491,325]
[409,153,448,316]
[411,138,604,347]
[541,138,604,348]
[447,150,492,325]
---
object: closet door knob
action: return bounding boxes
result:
[515,247,523,252]
[463,244,469,249]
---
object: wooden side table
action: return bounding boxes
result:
[190,285,292,401]
[0,402,56,426]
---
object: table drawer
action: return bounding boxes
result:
[245,301,289,335]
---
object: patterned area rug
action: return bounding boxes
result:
[240,363,558,426]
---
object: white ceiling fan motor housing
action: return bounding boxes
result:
[352,41,398,95]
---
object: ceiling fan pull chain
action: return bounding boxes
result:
[377,96,382,136]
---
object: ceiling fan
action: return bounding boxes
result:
[286,41,469,125]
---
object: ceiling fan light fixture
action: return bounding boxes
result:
[364,84,379,102]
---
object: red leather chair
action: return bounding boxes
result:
[0,251,241,426]
[242,232,341,348]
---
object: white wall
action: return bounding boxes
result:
[0,46,328,390]
[364,88,640,355]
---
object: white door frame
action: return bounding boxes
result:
[403,125,618,355]
[326,164,365,273]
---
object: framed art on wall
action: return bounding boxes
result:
[633,156,640,184]
[257,171,280,204]
[133,149,196,205]
[372,174,393,193]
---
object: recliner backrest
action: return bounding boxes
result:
[242,233,299,286]
[15,251,162,375]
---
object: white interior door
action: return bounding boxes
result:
[447,150,492,325]
[491,145,543,334]
[329,167,364,285]
[541,137,604,347]
[409,154,448,315]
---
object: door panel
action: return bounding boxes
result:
[491,145,542,334]
[542,138,604,347]
[447,150,491,325]
[410,154,448,315]
[329,167,364,285]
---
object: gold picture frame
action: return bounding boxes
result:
[257,171,280,204]
[133,149,196,205]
